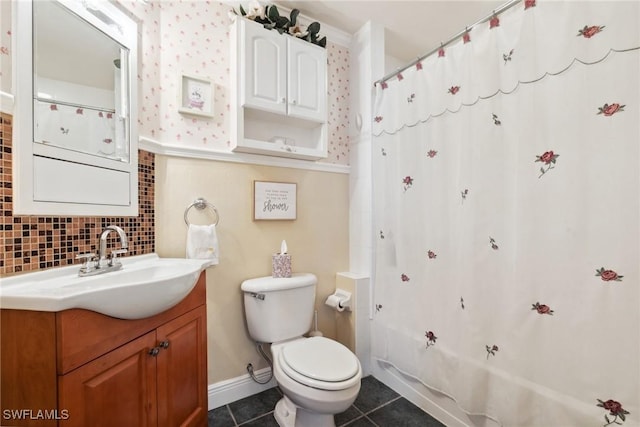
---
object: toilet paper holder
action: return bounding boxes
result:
[325,289,352,312]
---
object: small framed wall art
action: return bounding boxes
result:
[254,181,297,220]
[178,73,214,117]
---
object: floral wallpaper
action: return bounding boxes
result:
[327,44,350,163]
[372,1,639,425]
[0,1,10,95]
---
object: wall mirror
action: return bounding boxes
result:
[33,1,129,162]
[14,0,139,216]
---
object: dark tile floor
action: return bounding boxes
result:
[208,376,445,427]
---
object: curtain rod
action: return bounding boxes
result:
[374,0,522,86]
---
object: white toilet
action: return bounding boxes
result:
[241,273,362,427]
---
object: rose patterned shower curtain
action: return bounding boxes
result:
[371,1,639,426]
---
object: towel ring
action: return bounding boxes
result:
[184,198,220,226]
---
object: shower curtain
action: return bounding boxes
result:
[372,1,639,426]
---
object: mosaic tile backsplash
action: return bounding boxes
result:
[0,113,155,276]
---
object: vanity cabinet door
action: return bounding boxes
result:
[241,20,287,115]
[156,306,208,427]
[58,331,158,427]
[287,37,327,122]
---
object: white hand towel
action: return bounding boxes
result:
[186,224,219,264]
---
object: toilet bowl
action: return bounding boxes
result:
[240,274,362,427]
[271,337,362,427]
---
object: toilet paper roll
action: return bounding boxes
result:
[325,294,346,312]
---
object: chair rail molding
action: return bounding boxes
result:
[139,136,350,174]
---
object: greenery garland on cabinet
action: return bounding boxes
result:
[233,1,327,48]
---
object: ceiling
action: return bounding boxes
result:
[273,1,505,62]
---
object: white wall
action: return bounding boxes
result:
[347,21,385,377]
[384,53,406,76]
[348,21,384,276]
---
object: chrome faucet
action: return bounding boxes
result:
[76,225,129,277]
[98,225,129,268]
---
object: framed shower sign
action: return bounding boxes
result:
[178,73,214,117]
[253,181,297,220]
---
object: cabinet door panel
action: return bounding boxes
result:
[58,332,157,427]
[287,38,327,122]
[242,21,286,114]
[156,306,207,427]
[0,310,58,427]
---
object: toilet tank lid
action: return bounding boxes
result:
[241,273,317,293]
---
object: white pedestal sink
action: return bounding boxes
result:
[0,254,212,319]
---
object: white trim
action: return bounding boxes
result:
[370,360,475,427]
[336,271,369,280]
[139,136,350,174]
[0,91,14,114]
[208,367,277,410]
[311,18,352,48]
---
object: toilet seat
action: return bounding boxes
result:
[278,337,361,391]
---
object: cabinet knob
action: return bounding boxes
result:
[159,340,170,350]
[148,347,160,357]
[281,97,286,103]
[291,99,297,105]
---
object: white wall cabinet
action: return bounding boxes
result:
[231,19,327,160]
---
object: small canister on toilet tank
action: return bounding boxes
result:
[272,253,292,278]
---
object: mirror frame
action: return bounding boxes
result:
[13,0,139,216]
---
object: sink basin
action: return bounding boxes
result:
[0,254,212,319]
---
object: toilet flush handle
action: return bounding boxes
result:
[250,292,265,301]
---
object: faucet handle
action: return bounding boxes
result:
[109,248,128,266]
[76,253,97,273]
[76,252,96,261]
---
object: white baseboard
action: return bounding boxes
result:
[208,366,278,410]
[371,360,479,427]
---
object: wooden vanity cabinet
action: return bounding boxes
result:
[1,272,208,427]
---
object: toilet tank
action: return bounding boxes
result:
[241,273,317,343]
